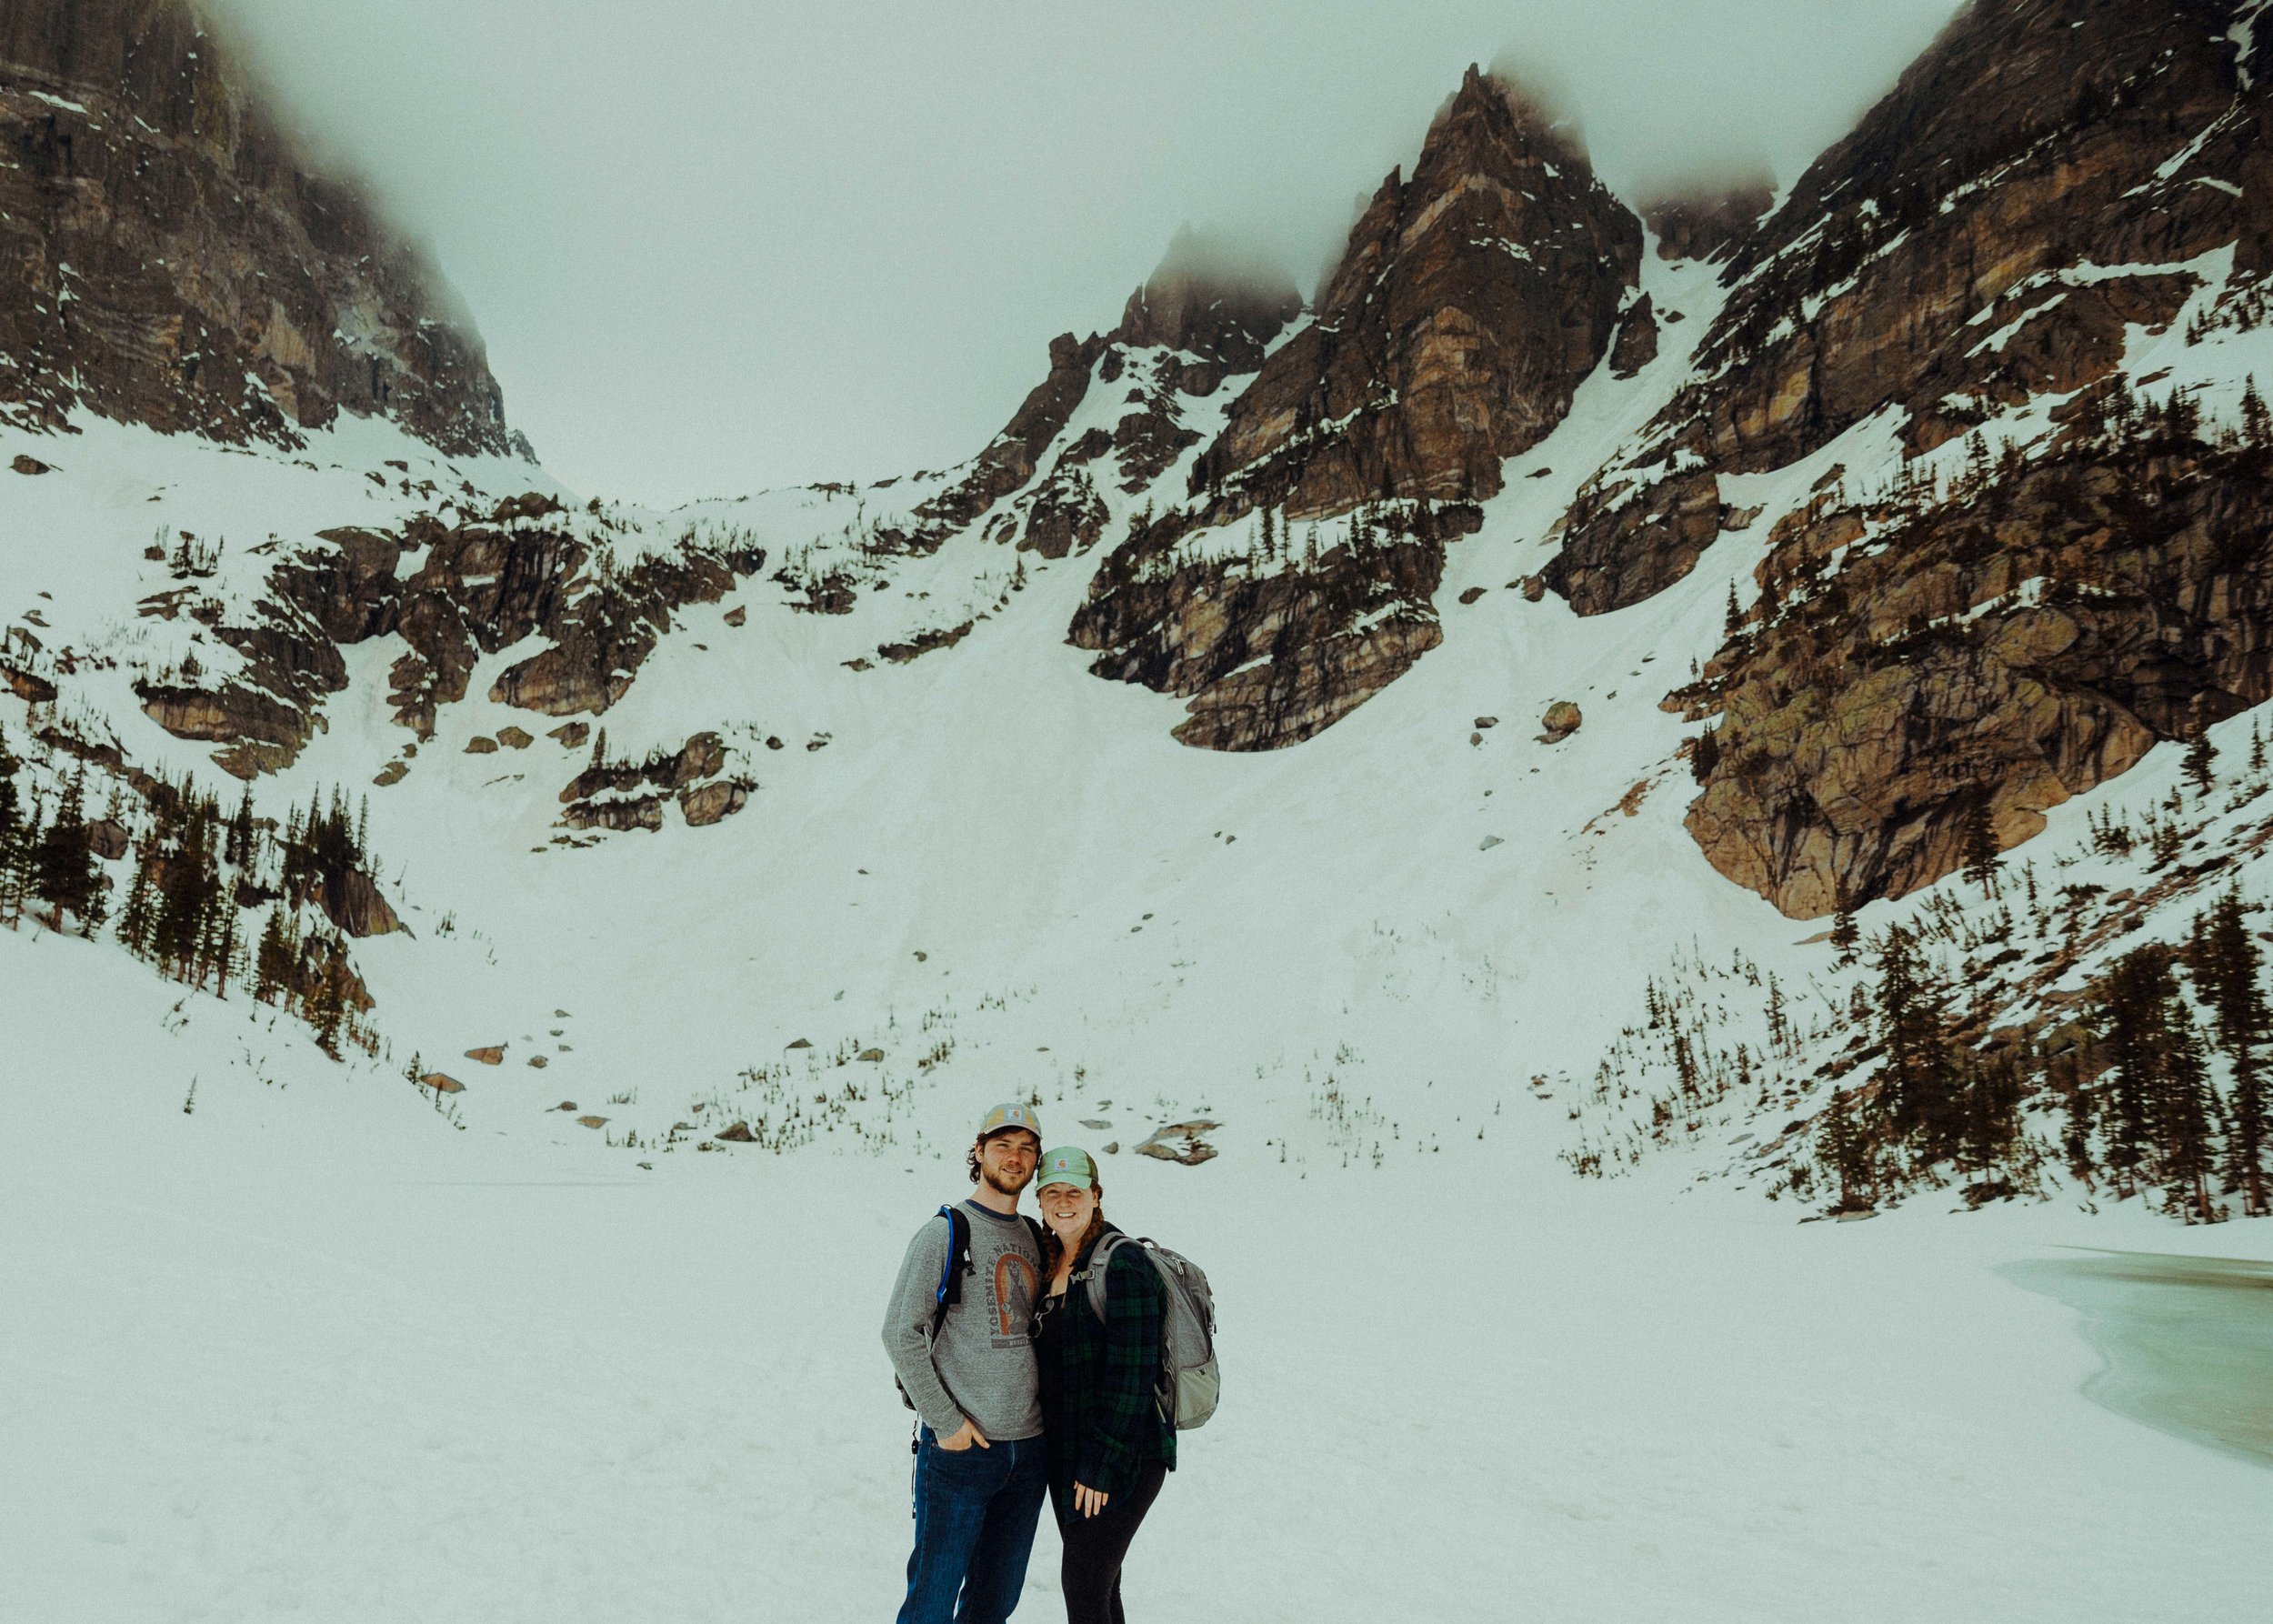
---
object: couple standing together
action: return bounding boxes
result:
[883,1103,1177,1623]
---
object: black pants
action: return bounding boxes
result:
[1048,1462,1167,1624]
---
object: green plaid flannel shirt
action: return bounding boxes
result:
[1042,1224,1177,1496]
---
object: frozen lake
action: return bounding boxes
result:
[2003,1248,2273,1470]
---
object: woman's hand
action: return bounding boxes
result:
[1074,1481,1109,1518]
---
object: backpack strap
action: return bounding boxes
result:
[929,1204,971,1339]
[1084,1232,1135,1324]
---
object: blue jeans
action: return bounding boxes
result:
[896,1425,1048,1624]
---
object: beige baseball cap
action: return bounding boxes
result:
[976,1101,1042,1142]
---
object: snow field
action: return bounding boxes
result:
[5,926,2271,1623]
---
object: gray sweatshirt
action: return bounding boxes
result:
[881,1200,1044,1441]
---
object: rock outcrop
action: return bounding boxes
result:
[1687,406,2273,917]
[559,730,747,831]
[1189,65,1642,519]
[1068,500,1478,750]
[0,0,519,456]
[137,496,766,774]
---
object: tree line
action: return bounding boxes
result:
[1816,891,2273,1221]
[0,722,378,1057]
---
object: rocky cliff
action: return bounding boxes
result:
[1547,0,2261,618]
[1688,396,2273,917]
[1537,0,2273,914]
[0,0,518,457]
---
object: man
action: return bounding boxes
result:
[883,1102,1048,1624]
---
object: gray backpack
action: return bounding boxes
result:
[1086,1233,1220,1429]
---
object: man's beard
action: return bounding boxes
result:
[981,1164,1030,1198]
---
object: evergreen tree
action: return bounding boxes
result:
[116,834,156,959]
[1874,923,1959,1162]
[2156,1017,2218,1222]
[1959,795,2000,896]
[0,722,18,850]
[2183,731,2217,797]
[2241,376,2270,444]
[2099,946,2178,1196]
[2198,893,2271,1216]
[33,767,101,934]
[255,906,294,1006]
[225,784,256,871]
[1960,1043,2028,1178]
[1829,901,1860,968]
[1815,1089,1878,1212]
[1690,726,1720,784]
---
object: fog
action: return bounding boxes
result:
[214,0,1961,506]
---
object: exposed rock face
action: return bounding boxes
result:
[0,0,518,456]
[1687,416,2273,917]
[560,730,746,831]
[136,496,766,773]
[310,866,403,937]
[1068,502,1479,750]
[1608,295,1658,379]
[1547,0,2262,617]
[899,332,1107,550]
[1190,65,1642,520]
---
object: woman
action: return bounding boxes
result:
[1031,1146,1175,1624]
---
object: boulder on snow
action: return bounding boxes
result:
[85,819,130,860]
[554,1100,578,1111]
[526,1055,548,1068]
[680,778,750,827]
[576,1115,607,1129]
[420,1072,466,1094]
[496,726,534,749]
[786,1037,813,1050]
[11,454,52,475]
[857,1048,886,1063]
[466,735,499,754]
[1134,1120,1219,1165]
[715,1122,756,1142]
[465,1045,505,1065]
[1457,586,1487,606]
[724,606,747,627]
[547,721,590,749]
[1474,717,1498,730]
[373,760,408,787]
[1541,701,1583,741]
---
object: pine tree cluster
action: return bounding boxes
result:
[0,726,382,1059]
[1816,896,2273,1221]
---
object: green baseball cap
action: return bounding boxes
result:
[1034,1146,1097,1192]
[977,1101,1043,1142]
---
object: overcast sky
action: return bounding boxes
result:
[215,0,1960,507]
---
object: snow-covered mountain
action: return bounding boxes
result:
[10,0,2273,1226]
[6,5,2273,1613]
